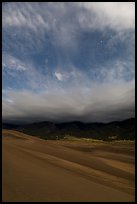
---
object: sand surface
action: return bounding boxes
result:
[2,130,135,202]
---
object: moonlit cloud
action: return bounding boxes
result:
[2,2,135,123]
[54,72,64,81]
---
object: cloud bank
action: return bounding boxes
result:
[2,80,135,123]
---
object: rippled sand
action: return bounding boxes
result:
[2,130,135,202]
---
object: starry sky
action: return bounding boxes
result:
[2,2,135,124]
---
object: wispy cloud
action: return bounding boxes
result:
[2,2,135,123]
[3,2,134,56]
[2,53,26,71]
[3,3,135,31]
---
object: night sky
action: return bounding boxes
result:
[2,2,135,123]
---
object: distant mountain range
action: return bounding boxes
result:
[2,118,135,141]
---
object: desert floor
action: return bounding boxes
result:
[2,130,135,202]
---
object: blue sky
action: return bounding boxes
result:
[2,2,135,123]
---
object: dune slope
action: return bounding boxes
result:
[2,130,135,202]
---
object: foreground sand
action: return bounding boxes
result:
[2,130,135,202]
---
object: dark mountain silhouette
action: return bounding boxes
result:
[2,123,20,129]
[2,118,135,141]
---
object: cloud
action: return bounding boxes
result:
[2,3,49,30]
[2,2,135,123]
[3,2,135,31]
[54,72,64,81]
[2,80,135,123]
[2,52,50,91]
[2,3,73,51]
[2,53,26,71]
[77,2,135,31]
[54,71,73,81]
[2,2,134,56]
[6,99,14,104]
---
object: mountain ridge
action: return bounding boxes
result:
[2,118,135,141]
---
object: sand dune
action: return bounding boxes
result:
[2,130,135,202]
